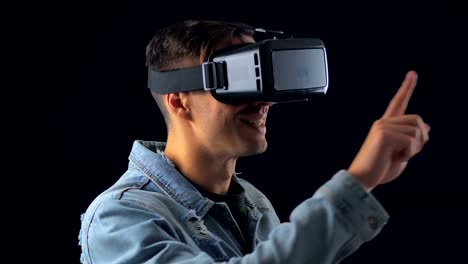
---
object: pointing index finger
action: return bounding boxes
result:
[383,71,418,118]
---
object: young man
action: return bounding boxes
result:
[78,20,430,263]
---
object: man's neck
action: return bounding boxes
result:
[163,134,237,195]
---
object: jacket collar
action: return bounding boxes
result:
[129,140,216,217]
[129,140,255,218]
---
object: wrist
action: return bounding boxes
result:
[346,168,376,192]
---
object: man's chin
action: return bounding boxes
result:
[240,141,268,157]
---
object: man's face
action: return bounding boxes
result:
[187,37,273,158]
[188,92,272,158]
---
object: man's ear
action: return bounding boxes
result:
[166,93,192,120]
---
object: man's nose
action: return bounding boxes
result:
[252,101,274,107]
[251,101,274,114]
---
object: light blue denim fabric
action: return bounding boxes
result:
[78,140,389,263]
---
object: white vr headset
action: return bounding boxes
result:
[148,27,328,104]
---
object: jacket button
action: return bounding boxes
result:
[368,216,378,229]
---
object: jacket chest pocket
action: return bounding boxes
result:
[192,233,231,261]
[186,217,235,261]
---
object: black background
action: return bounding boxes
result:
[28,0,467,262]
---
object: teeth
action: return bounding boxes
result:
[248,119,265,126]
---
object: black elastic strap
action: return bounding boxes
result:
[147,62,227,94]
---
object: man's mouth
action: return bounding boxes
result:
[239,117,267,129]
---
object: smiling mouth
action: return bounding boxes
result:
[240,117,266,128]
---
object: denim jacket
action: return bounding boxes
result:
[78,140,389,263]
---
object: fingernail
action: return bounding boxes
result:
[408,70,418,80]
[426,123,431,132]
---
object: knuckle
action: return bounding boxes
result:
[415,139,424,153]
[404,135,414,146]
[412,135,425,153]
[377,129,390,141]
[410,114,424,124]
[424,132,430,143]
[408,127,419,138]
[373,119,384,129]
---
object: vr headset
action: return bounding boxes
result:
[148,29,328,104]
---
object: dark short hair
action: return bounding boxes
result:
[145,20,254,71]
[145,20,255,130]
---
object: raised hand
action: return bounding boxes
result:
[348,71,430,191]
